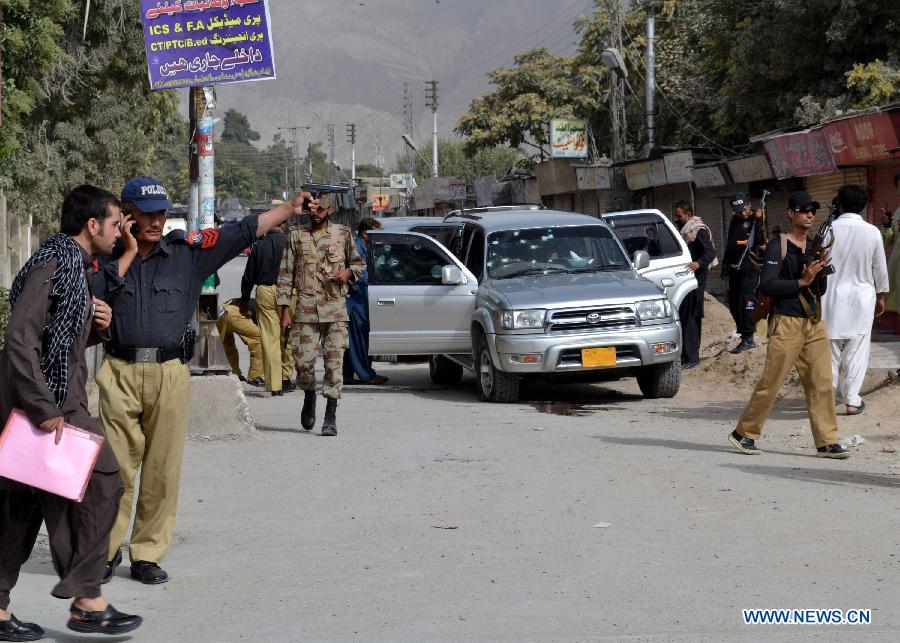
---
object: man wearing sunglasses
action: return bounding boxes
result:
[729,191,850,459]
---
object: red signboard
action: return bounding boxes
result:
[822,112,900,166]
[762,130,836,179]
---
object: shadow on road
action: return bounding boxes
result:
[721,463,900,489]
[647,398,812,422]
[589,434,803,458]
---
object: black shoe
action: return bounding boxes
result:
[0,614,44,642]
[729,339,756,354]
[101,548,122,584]
[130,560,169,584]
[728,430,761,455]
[271,390,283,397]
[817,444,851,459]
[68,603,142,635]
[246,376,265,388]
[301,391,316,430]
[237,374,247,382]
[282,379,297,392]
[681,360,700,370]
[322,399,338,436]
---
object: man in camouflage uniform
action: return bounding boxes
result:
[278,193,365,435]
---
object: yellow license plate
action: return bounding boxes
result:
[581,347,616,368]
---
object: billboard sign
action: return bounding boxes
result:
[822,112,900,165]
[389,173,415,189]
[762,130,836,179]
[726,154,774,183]
[372,194,389,211]
[140,0,276,90]
[550,118,588,158]
[575,165,611,190]
[663,151,694,183]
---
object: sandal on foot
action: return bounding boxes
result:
[67,604,142,635]
[0,614,44,642]
[846,401,865,416]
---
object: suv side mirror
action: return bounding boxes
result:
[441,265,465,285]
[632,250,650,270]
[661,278,674,288]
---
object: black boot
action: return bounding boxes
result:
[322,399,338,436]
[300,391,316,430]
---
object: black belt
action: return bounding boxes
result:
[105,343,184,364]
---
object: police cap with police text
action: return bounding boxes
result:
[121,176,173,213]
[730,193,748,213]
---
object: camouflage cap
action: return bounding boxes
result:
[316,193,336,211]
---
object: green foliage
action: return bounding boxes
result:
[457,0,900,157]
[355,163,384,177]
[0,0,182,228]
[395,138,521,184]
[220,108,261,145]
[846,60,900,109]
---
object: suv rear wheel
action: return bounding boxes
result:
[429,355,463,385]
[475,334,521,403]
[636,360,681,398]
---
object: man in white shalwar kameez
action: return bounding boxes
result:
[822,185,889,415]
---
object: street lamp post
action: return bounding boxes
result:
[402,135,436,177]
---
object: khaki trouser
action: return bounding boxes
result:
[216,302,263,381]
[736,314,839,448]
[257,285,296,391]
[96,356,190,563]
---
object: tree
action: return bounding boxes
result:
[220,108,260,145]
[455,48,599,159]
[1,1,182,228]
[216,159,257,203]
[355,163,384,177]
[395,138,522,184]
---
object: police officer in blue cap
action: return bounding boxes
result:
[722,193,766,353]
[92,176,310,585]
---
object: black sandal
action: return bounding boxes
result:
[0,614,44,642]
[846,400,866,416]
[67,603,142,635]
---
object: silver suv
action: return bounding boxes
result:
[367,209,692,402]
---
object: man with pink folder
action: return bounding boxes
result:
[0,186,142,639]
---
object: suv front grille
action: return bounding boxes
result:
[548,306,637,333]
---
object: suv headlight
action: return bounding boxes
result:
[636,299,672,322]
[500,309,546,330]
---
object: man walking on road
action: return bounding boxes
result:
[93,176,308,586]
[729,191,849,459]
[722,193,766,354]
[0,185,142,637]
[343,217,389,385]
[217,297,265,387]
[672,201,717,369]
[278,193,366,436]
[240,223,296,396]
[822,185,889,416]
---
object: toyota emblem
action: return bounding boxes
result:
[586,312,601,324]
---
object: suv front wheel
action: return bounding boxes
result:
[429,355,464,385]
[636,360,681,398]
[475,334,521,403]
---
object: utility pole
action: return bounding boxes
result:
[277,125,311,191]
[645,1,656,156]
[327,124,335,181]
[606,0,628,207]
[346,123,357,181]
[425,80,439,178]
[402,81,415,174]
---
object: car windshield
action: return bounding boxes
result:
[486,225,630,279]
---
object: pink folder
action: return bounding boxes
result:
[0,408,103,503]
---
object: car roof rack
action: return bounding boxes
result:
[442,204,545,222]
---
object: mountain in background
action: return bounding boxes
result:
[199,0,585,171]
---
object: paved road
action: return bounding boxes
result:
[11,255,899,641]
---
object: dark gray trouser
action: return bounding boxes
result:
[0,470,123,609]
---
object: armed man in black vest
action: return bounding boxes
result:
[722,193,767,354]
